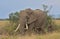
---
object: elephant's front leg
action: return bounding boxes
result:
[19,23,26,35]
[27,23,35,34]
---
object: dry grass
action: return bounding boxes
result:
[16,32,60,39]
[0,20,60,26]
[0,21,9,29]
[0,32,60,39]
[0,21,9,26]
[53,20,60,25]
[0,20,60,39]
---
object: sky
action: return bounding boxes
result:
[0,0,60,19]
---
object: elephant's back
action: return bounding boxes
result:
[33,9,46,27]
[34,9,46,22]
[33,9,46,18]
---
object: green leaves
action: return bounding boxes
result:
[9,12,19,24]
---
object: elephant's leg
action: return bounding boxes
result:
[27,23,35,34]
[36,19,46,34]
[18,24,26,35]
[41,23,46,34]
[48,24,54,32]
[35,27,45,34]
[34,24,46,34]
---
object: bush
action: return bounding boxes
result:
[1,23,17,35]
[54,25,60,32]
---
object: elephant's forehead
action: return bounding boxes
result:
[20,12,27,16]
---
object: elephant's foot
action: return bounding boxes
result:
[34,28,46,34]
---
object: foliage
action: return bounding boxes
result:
[2,23,17,35]
[9,12,19,24]
[53,25,60,32]
[4,12,20,34]
[42,4,56,32]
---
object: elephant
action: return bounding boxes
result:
[14,8,47,35]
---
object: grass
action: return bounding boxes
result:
[0,20,9,26]
[19,32,60,39]
[0,20,60,26]
[0,20,9,30]
[0,20,60,39]
[53,20,60,25]
[0,32,60,39]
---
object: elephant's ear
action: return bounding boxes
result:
[27,14,37,24]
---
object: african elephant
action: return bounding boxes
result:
[15,8,46,34]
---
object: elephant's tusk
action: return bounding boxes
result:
[14,24,20,32]
[14,23,28,32]
[25,24,28,29]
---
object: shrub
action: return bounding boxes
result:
[1,23,17,35]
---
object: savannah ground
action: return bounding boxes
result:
[0,20,60,39]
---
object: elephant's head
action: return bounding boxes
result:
[18,8,36,33]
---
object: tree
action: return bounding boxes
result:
[42,4,53,32]
[9,12,19,25]
[42,4,52,15]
